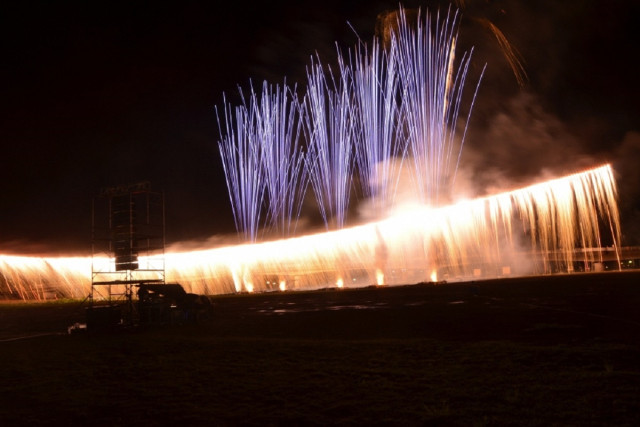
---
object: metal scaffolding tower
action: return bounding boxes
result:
[89,181,165,328]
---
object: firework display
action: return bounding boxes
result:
[166,164,621,293]
[217,6,483,235]
[0,163,622,299]
[0,4,623,300]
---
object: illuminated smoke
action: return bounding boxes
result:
[0,4,625,299]
[162,164,623,292]
[218,5,482,235]
[0,165,621,298]
[393,6,482,206]
[351,34,403,217]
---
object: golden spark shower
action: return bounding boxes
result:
[0,4,623,300]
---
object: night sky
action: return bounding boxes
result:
[2,0,639,255]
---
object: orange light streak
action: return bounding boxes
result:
[0,165,622,300]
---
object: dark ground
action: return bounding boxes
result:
[1,271,640,426]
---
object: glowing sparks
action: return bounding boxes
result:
[217,5,482,235]
[207,0,622,294]
[0,5,625,300]
[0,165,623,300]
[376,269,385,286]
[164,164,622,292]
[0,255,91,300]
[430,270,438,282]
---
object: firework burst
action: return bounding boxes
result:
[0,4,624,299]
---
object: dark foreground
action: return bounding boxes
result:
[2,271,640,426]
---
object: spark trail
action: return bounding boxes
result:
[302,53,355,230]
[218,4,482,235]
[0,4,625,299]
[394,6,473,206]
[216,94,265,243]
[0,165,623,298]
[351,32,404,217]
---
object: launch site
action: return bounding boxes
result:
[1,1,639,425]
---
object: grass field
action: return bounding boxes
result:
[2,271,640,426]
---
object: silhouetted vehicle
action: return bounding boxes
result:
[137,283,212,325]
